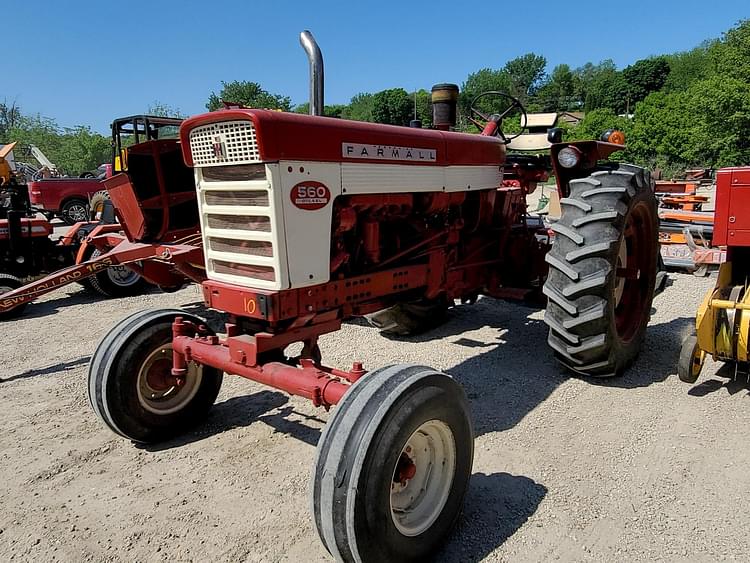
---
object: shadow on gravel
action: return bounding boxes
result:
[6,285,163,321]
[588,315,695,389]
[437,472,547,562]
[13,289,100,320]
[140,390,289,451]
[377,299,693,436]
[687,364,750,397]
[257,405,326,446]
[1,355,91,383]
[443,303,565,437]
[167,297,691,444]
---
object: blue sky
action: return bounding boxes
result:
[5,0,748,133]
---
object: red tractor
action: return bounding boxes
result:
[87,32,660,561]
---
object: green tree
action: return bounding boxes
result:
[206,81,291,112]
[147,101,186,118]
[663,42,716,92]
[622,57,670,107]
[583,62,627,113]
[568,108,631,143]
[627,91,694,168]
[371,88,412,126]
[414,89,432,128]
[684,76,750,167]
[293,102,347,118]
[341,93,375,122]
[58,126,112,173]
[0,100,22,140]
[9,115,110,174]
[503,53,547,102]
[573,61,604,101]
[713,19,750,81]
[536,64,578,111]
[460,68,511,129]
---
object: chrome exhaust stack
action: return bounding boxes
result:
[299,30,324,116]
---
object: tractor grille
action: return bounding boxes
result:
[189,120,260,167]
[208,237,274,258]
[198,164,283,290]
[204,190,269,207]
[206,214,271,232]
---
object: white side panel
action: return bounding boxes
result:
[444,165,503,191]
[341,163,502,194]
[278,160,342,288]
[342,164,444,194]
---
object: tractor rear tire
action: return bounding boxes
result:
[88,309,223,443]
[87,248,147,298]
[311,364,473,562]
[543,163,659,377]
[0,273,27,319]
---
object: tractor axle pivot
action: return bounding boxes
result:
[170,317,362,408]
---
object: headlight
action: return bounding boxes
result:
[557,146,582,169]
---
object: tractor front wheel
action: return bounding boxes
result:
[311,364,473,562]
[543,163,659,377]
[88,309,223,443]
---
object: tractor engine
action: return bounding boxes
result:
[179,109,542,329]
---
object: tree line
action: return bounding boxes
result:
[2,19,748,176]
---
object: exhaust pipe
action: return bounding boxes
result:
[299,30,324,116]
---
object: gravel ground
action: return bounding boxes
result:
[0,272,748,562]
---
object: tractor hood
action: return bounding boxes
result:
[180,109,505,168]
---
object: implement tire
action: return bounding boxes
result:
[87,248,147,298]
[0,273,27,319]
[543,163,659,377]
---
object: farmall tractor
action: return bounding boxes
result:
[88,32,659,561]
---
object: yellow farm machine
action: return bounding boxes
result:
[679,167,750,383]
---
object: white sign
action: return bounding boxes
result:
[342,143,437,162]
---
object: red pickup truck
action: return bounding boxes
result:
[28,164,113,224]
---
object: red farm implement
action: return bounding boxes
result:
[0,116,204,318]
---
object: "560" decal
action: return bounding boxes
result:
[290,181,331,211]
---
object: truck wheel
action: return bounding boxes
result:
[312,365,473,562]
[677,332,704,383]
[0,274,27,319]
[60,198,89,225]
[543,164,659,377]
[87,249,147,297]
[88,309,223,443]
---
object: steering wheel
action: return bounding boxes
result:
[469,91,528,143]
